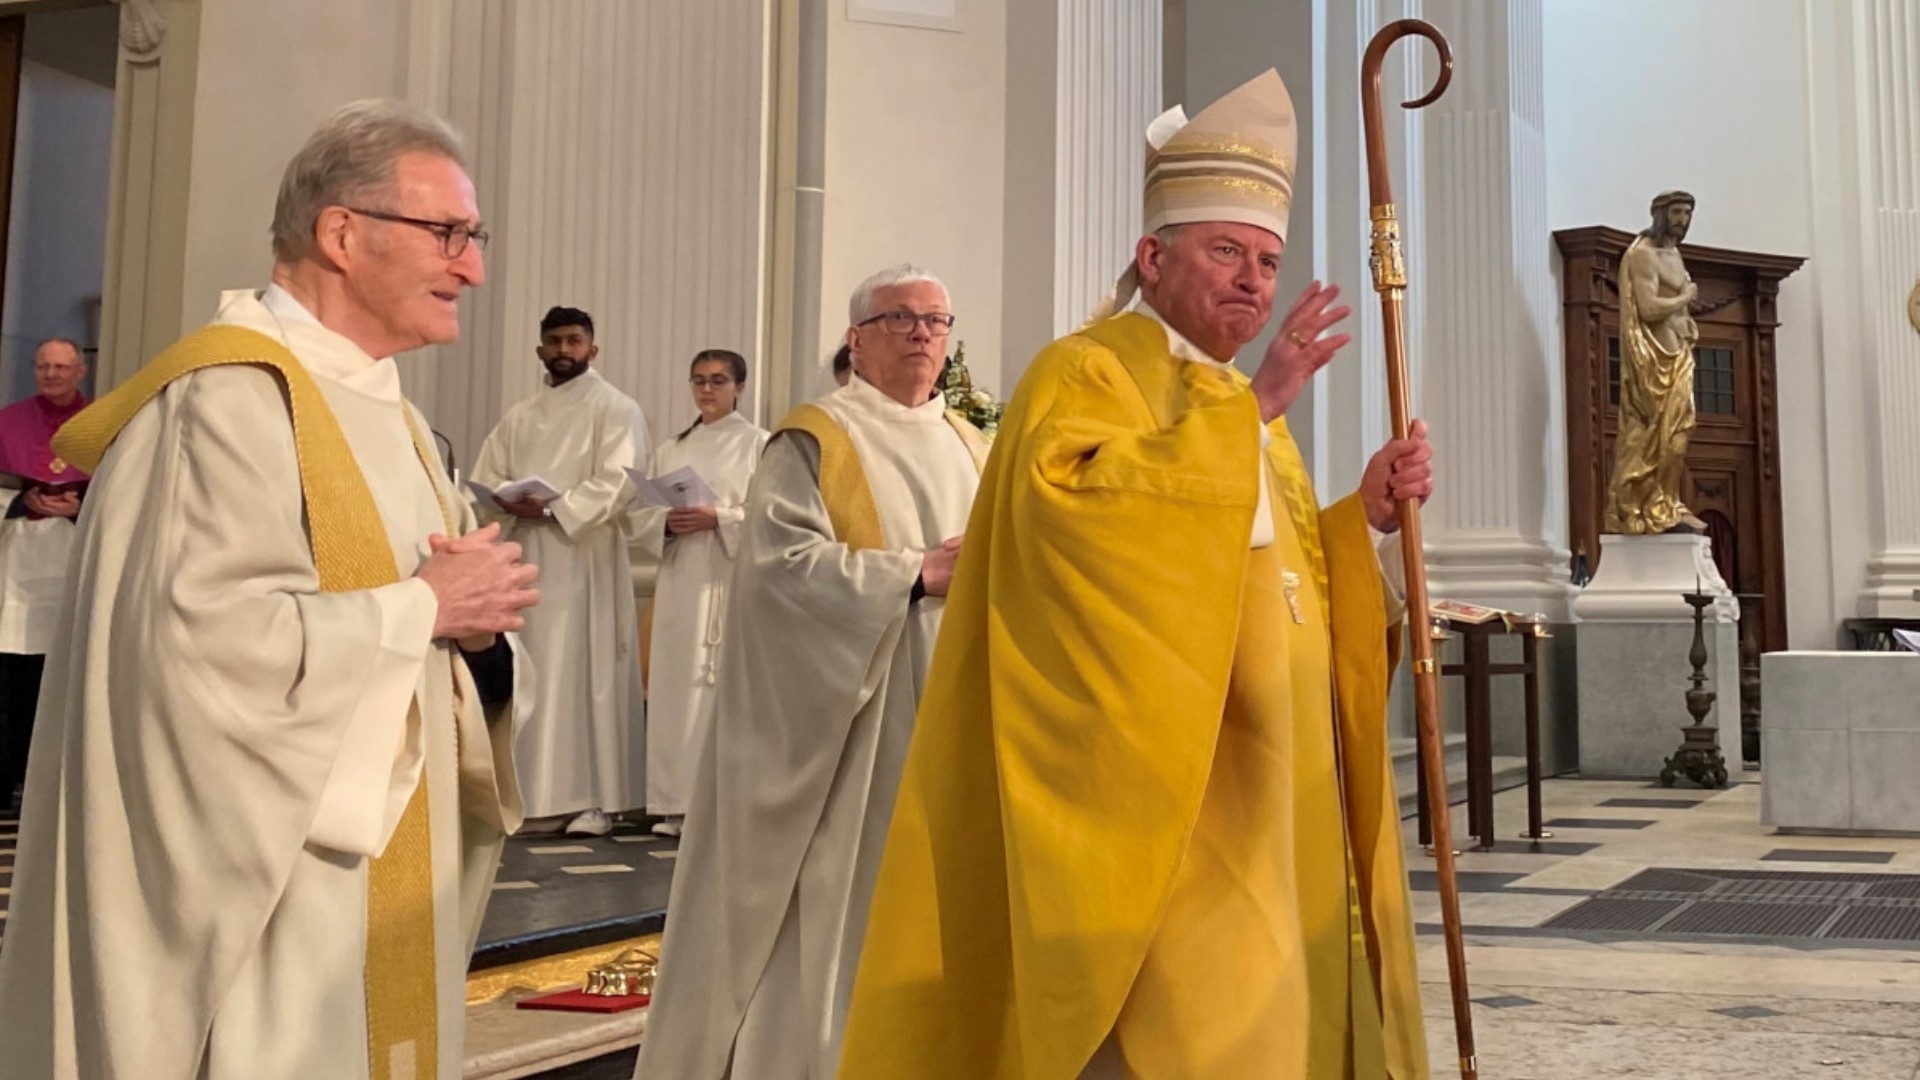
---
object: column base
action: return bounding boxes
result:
[1573,534,1743,779]
[1859,550,1920,618]
[1424,533,1581,622]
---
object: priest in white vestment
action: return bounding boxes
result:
[0,338,89,810]
[470,305,650,836]
[635,348,769,837]
[0,101,539,1080]
[634,265,989,1080]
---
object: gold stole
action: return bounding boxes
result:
[774,402,988,552]
[1266,418,1330,616]
[54,324,448,1080]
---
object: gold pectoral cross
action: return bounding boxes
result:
[1281,570,1306,624]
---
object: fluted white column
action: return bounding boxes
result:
[1001,0,1159,379]
[1407,0,1574,617]
[1312,0,1428,499]
[1817,0,1920,615]
[1053,0,1161,337]
[403,0,772,466]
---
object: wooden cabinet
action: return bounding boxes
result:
[1554,226,1804,652]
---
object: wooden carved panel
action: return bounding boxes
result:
[1555,226,1804,652]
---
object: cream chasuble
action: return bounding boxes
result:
[0,287,525,1080]
[471,369,648,818]
[634,375,984,1080]
[632,411,769,816]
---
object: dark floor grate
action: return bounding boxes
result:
[1539,867,1920,946]
[1610,868,1719,894]
[1539,897,1682,932]
[1658,900,1843,938]
[1863,878,1920,901]
[1828,905,1920,942]
[1712,878,1862,901]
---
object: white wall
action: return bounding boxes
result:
[179,0,409,327]
[815,0,1006,400]
[1543,0,1832,647]
[1,58,114,403]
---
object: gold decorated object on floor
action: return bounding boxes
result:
[584,946,659,997]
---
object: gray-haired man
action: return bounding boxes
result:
[0,99,538,1079]
[635,265,990,1080]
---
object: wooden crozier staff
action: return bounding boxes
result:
[1361,19,1478,1080]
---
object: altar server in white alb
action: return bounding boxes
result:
[470,306,650,836]
[0,99,537,1080]
[634,265,990,1080]
[636,348,769,837]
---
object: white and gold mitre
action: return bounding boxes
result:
[1089,68,1298,322]
[1143,68,1297,241]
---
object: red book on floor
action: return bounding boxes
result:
[515,989,650,1014]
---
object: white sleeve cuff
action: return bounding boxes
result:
[1372,525,1409,621]
[304,577,438,857]
[1250,420,1275,550]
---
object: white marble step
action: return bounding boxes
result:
[464,995,644,1080]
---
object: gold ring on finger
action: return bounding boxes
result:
[1288,331,1312,347]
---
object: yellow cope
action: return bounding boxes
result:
[836,312,1426,1079]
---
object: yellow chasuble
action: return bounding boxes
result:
[837,312,1425,1079]
[53,324,448,1079]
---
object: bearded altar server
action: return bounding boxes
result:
[470,305,649,837]
[0,100,538,1080]
[634,265,990,1080]
[0,337,89,811]
[635,348,769,838]
[839,70,1436,1079]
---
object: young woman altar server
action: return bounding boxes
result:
[640,349,768,836]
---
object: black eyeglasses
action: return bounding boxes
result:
[345,207,490,258]
[858,310,956,337]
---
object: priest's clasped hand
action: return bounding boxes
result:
[22,487,80,519]
[919,536,964,598]
[1250,280,1353,422]
[666,505,721,535]
[1359,419,1434,533]
[417,521,542,649]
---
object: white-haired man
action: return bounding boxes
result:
[635,264,990,1080]
[0,100,537,1079]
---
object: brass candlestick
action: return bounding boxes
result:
[1660,591,1729,788]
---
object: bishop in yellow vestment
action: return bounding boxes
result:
[838,70,1434,1080]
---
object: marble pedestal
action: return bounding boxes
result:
[1762,652,1920,833]
[1573,534,1741,780]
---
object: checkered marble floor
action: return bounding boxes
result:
[1412,778,1920,1079]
